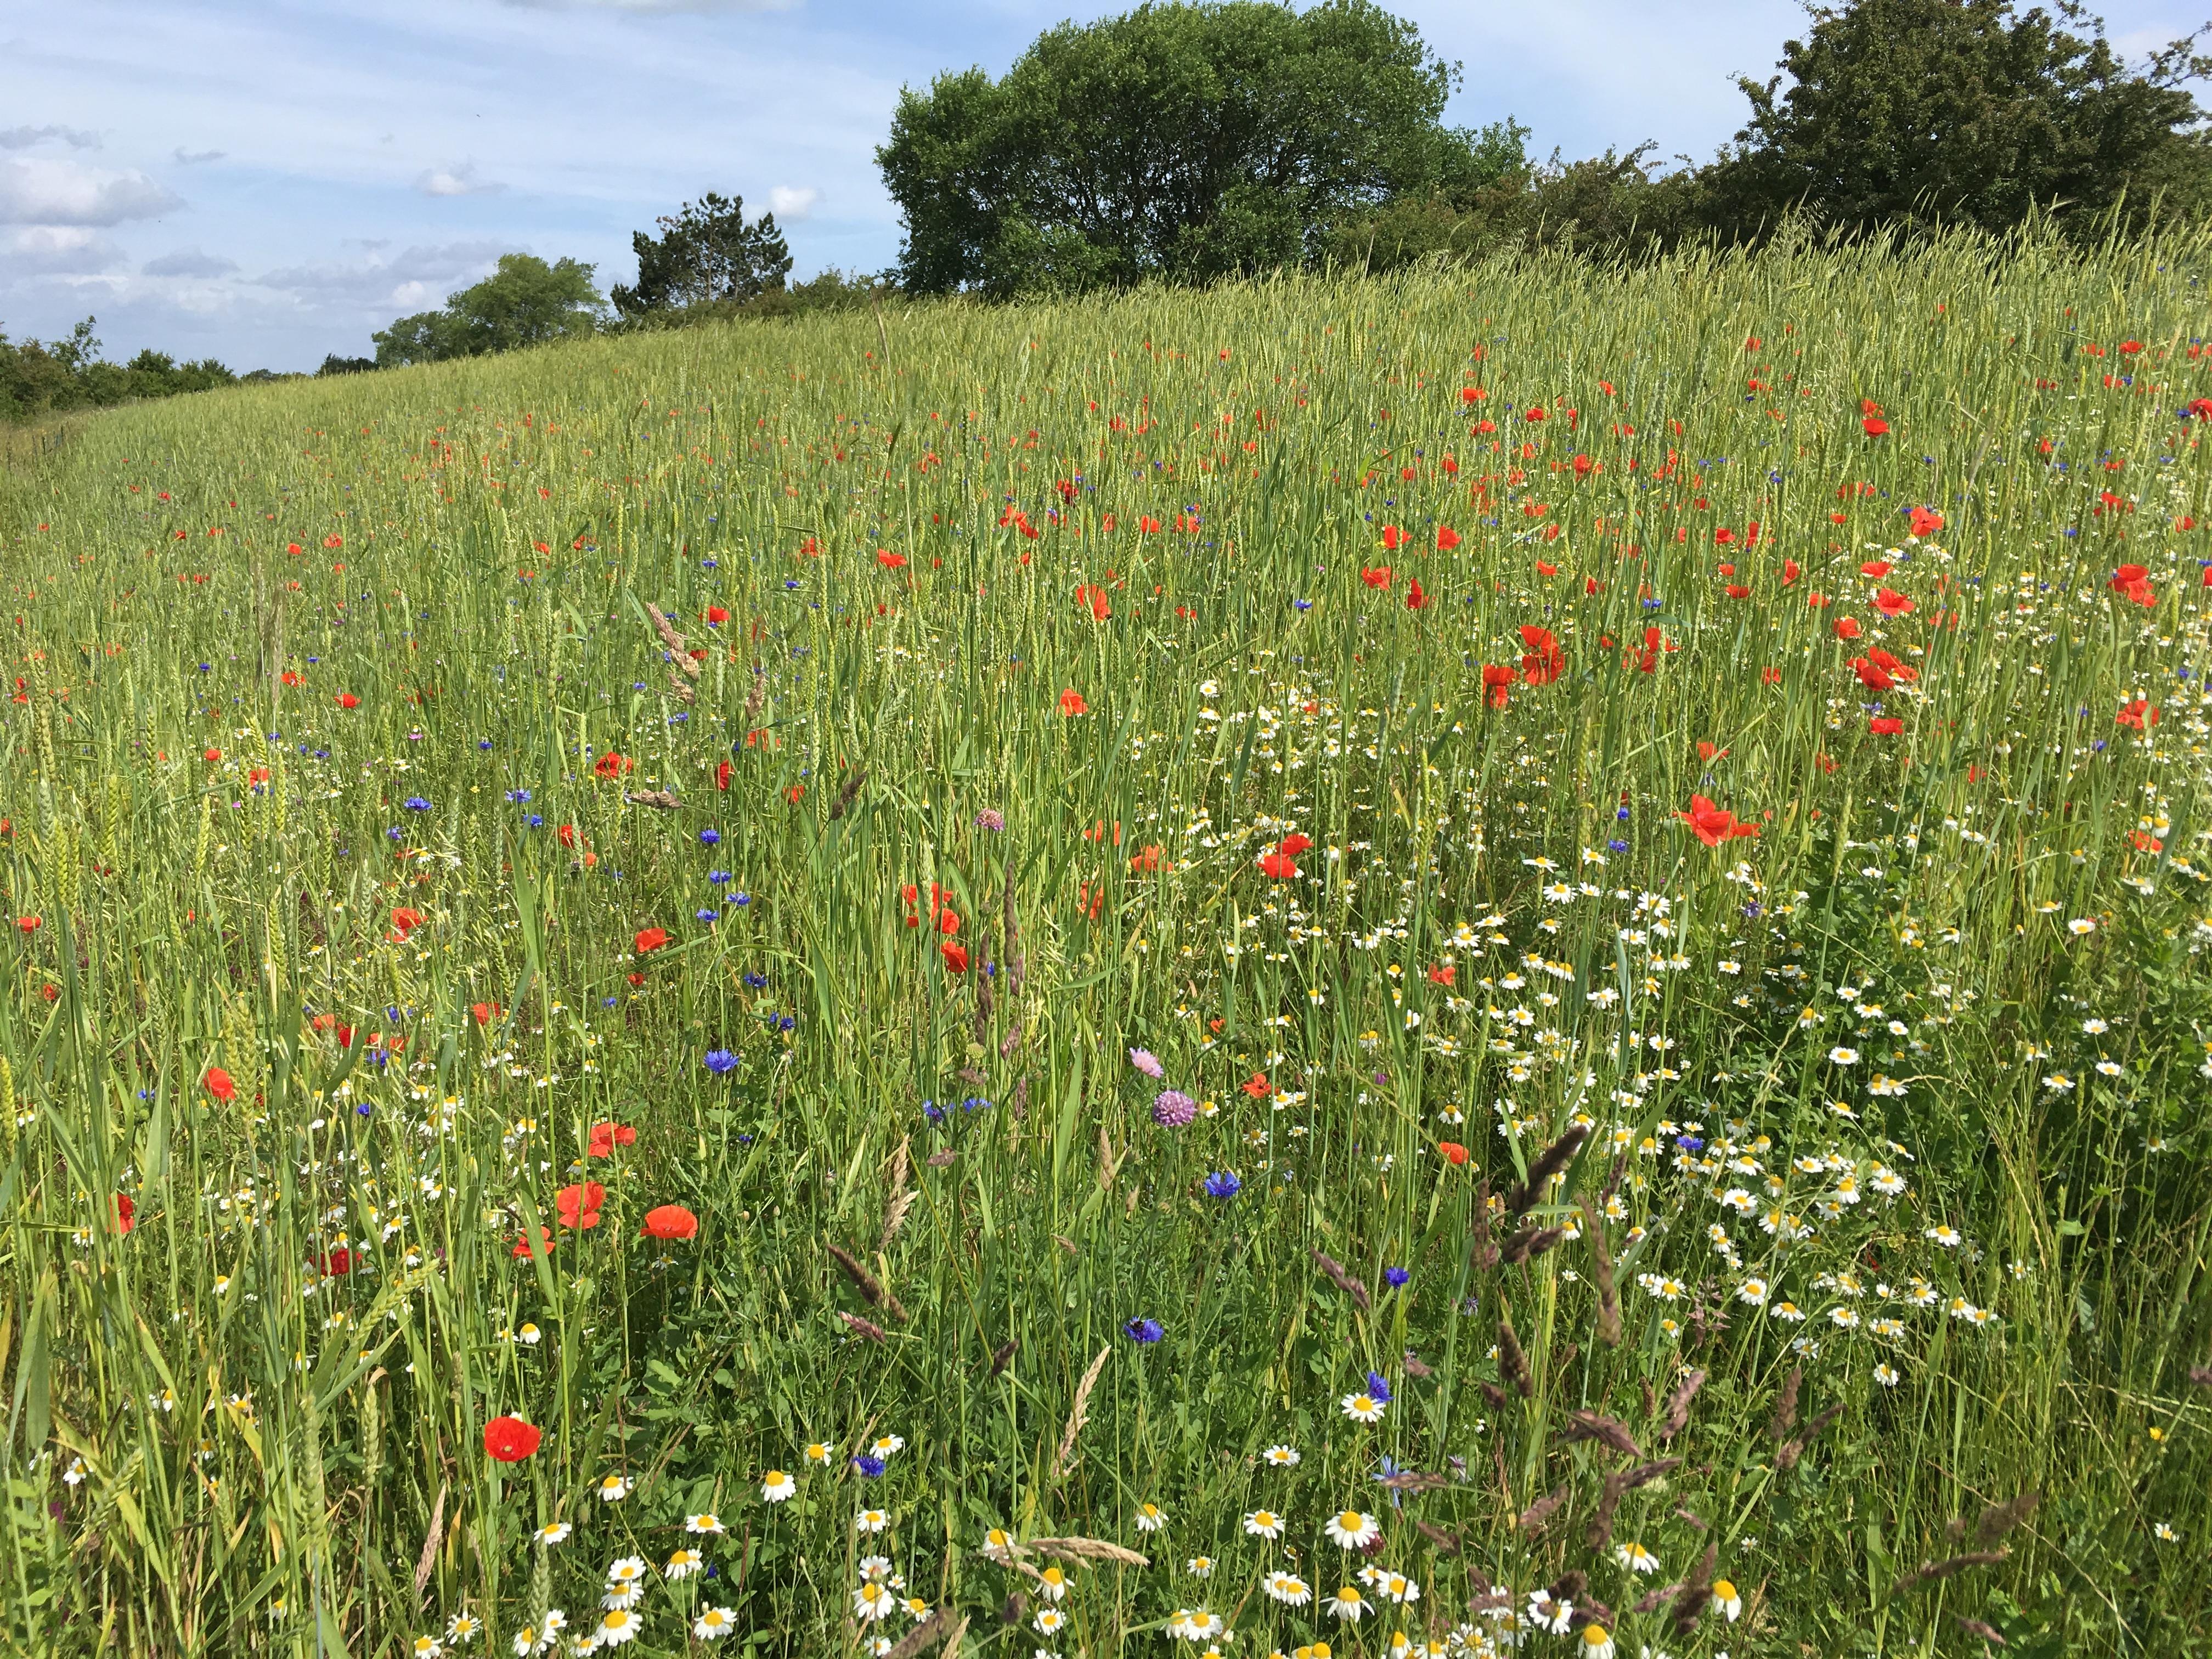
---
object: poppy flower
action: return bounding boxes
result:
[1361,566,1392,589]
[1870,716,1905,735]
[1436,526,1460,551]
[593,752,633,780]
[876,549,907,569]
[2108,564,2155,606]
[1908,506,1944,537]
[1849,656,1894,690]
[389,906,424,941]
[1832,616,1862,640]
[15,915,38,933]
[1482,664,1514,708]
[1259,851,1300,879]
[1677,795,1758,847]
[556,1182,605,1229]
[205,1067,236,1103]
[336,692,359,709]
[1058,689,1088,716]
[1872,587,1915,617]
[1404,578,1429,610]
[1241,1073,1271,1098]
[1861,560,1892,578]
[1380,525,1404,551]
[1427,963,1455,986]
[940,940,969,973]
[114,1193,135,1234]
[471,1001,501,1025]
[586,1121,637,1158]
[483,1415,543,1463]
[1519,624,1564,685]
[1862,415,1890,436]
[704,605,729,624]
[1076,583,1110,620]
[204,748,221,764]
[643,1204,699,1241]
[2115,698,2159,730]
[1724,583,1751,600]
[1437,1142,1469,1165]
[315,1248,354,1277]
[512,1226,556,1260]
[1782,559,1800,584]
[634,927,668,955]
[1277,833,1312,856]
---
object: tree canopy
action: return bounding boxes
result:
[372,254,605,368]
[878,0,1505,295]
[611,192,793,320]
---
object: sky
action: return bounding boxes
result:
[3,0,2205,373]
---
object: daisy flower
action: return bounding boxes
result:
[1263,1572,1312,1606]
[1325,1510,1381,1549]
[1033,1607,1066,1635]
[1134,1502,1167,1532]
[1340,1391,1387,1423]
[445,1615,481,1645]
[1243,1509,1286,1539]
[665,1549,705,1581]
[595,1475,633,1503]
[1036,1565,1069,1602]
[1615,1542,1660,1575]
[761,1470,795,1503]
[1263,1444,1302,1468]
[854,1583,898,1623]
[594,1609,641,1647]
[1325,1585,1369,1622]
[856,1508,890,1533]
[689,1512,729,1534]
[534,1522,572,1547]
[1578,1626,1615,1659]
[804,1442,836,1466]
[1186,1556,1215,1578]
[1713,1578,1742,1620]
[694,1608,738,1641]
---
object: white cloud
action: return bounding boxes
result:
[173,147,226,165]
[0,125,100,150]
[769,184,817,219]
[7,224,126,273]
[258,240,510,309]
[144,247,238,278]
[415,161,503,197]
[0,157,181,225]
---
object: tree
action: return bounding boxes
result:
[877,0,1487,295]
[317,354,377,377]
[1702,0,2212,236]
[611,193,793,320]
[373,254,605,367]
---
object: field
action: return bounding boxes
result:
[1,228,2210,1659]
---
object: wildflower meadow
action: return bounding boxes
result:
[2,226,2210,1658]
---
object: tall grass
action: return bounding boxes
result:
[1,224,2208,1659]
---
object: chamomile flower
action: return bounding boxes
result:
[980,1528,1019,1562]
[664,1549,705,1581]
[1180,1611,1229,1641]
[1325,1585,1369,1622]
[1135,1503,1168,1532]
[445,1615,481,1645]
[1263,1571,1313,1606]
[854,1583,898,1623]
[869,1434,906,1459]
[594,1609,641,1648]
[694,1607,738,1641]
[1615,1541,1661,1575]
[856,1508,890,1534]
[1325,1510,1381,1549]
[534,1521,572,1547]
[1036,1565,1070,1602]
[1340,1391,1387,1423]
[1874,1362,1901,1387]
[1263,1444,1303,1468]
[1578,1626,1616,1659]
[1033,1607,1067,1636]
[1377,1570,1419,1604]
[602,1558,649,1609]
[595,1474,633,1503]
[1244,1509,1286,1539]
[689,1512,730,1534]
[1187,1556,1215,1578]
[761,1470,795,1503]
[1925,1224,1962,1248]
[1713,1578,1742,1620]
[410,1638,442,1659]
[804,1442,836,1466]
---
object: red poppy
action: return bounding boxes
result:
[1138,515,1162,533]
[205,1067,236,1103]
[1782,559,1800,584]
[1361,566,1392,589]
[877,549,907,569]
[2108,564,2155,606]
[1436,526,1460,551]
[1714,527,1735,546]
[1130,844,1165,872]
[1482,664,1514,708]
[556,1182,605,1229]
[1437,1141,1469,1165]
[1427,963,1455,986]
[1404,578,1429,610]
[634,927,668,955]
[472,1001,501,1025]
[2115,698,2159,730]
[1872,586,1914,617]
[1832,616,1862,640]
[204,747,221,763]
[704,605,729,624]
[115,1193,135,1234]
[1277,833,1313,856]
[2130,831,2163,852]
[1241,1073,1271,1098]
[336,692,359,709]
[15,915,38,933]
[593,752,633,780]
[1076,583,1111,620]
[717,759,733,790]
[483,1415,543,1463]
[1519,624,1564,685]
[1678,795,1758,847]
[1725,583,1751,600]
[512,1226,556,1261]
[644,1204,699,1241]
[940,940,970,973]
[1259,850,1300,879]
[586,1121,637,1158]
[1058,689,1088,716]
[390,906,424,941]
[1380,525,1404,552]
[315,1248,354,1277]
[1862,415,1890,436]
[1908,506,1944,537]
[1861,560,1892,578]
[1870,716,1905,735]
[1850,656,1894,690]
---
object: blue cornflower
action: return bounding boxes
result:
[477,739,493,751]
[776,1014,795,1032]
[695,908,720,923]
[708,870,731,886]
[732,892,751,906]
[1616,805,1630,821]
[704,1048,738,1074]
[1383,1266,1410,1288]
[1364,1371,1392,1404]
[741,970,767,989]
[526,815,544,829]
[402,796,431,811]
[923,1101,946,1124]
[505,789,531,803]
[1294,598,1313,611]
[1676,1135,1704,1153]
[1607,838,1629,853]
[1203,1171,1241,1199]
[385,826,402,841]
[699,828,721,846]
[1124,1318,1164,1344]
[852,1454,886,1478]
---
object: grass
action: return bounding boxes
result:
[1,224,2209,1659]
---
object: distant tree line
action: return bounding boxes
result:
[0,319,272,421]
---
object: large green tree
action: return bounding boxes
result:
[1703,0,2212,234]
[372,254,605,368]
[877,0,1499,295]
[611,193,793,321]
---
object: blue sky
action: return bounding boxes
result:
[4,0,2205,371]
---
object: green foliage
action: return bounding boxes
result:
[0,320,236,421]
[1701,0,2212,236]
[879,0,1472,294]
[610,191,794,321]
[371,253,607,368]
